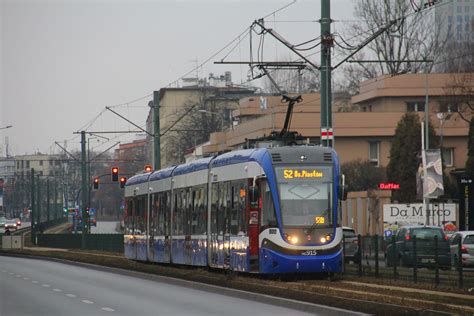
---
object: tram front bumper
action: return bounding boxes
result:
[259,247,343,274]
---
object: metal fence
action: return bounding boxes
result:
[36,234,123,253]
[343,234,474,290]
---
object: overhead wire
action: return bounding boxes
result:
[72,0,306,150]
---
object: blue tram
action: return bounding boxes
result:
[123,145,346,274]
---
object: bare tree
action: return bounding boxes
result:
[340,0,444,94]
[163,92,227,165]
[442,73,474,124]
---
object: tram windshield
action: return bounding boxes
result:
[275,166,333,227]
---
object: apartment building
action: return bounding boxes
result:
[14,154,63,178]
[201,73,471,173]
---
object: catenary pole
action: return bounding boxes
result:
[153,91,161,170]
[36,174,41,232]
[320,0,333,147]
[81,131,87,248]
[30,168,35,244]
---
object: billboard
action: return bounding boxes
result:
[383,203,456,225]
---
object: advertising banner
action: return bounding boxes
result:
[383,203,456,225]
[423,149,444,198]
[0,178,3,208]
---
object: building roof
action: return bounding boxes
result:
[352,73,474,104]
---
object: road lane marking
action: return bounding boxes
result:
[9,272,13,275]
[82,300,94,304]
[32,281,39,284]
[23,277,30,280]
[42,284,50,288]
[53,289,62,292]
[16,275,22,278]
[101,307,115,312]
[65,294,76,298]
[1,270,6,273]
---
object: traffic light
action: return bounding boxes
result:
[119,176,127,189]
[93,177,99,189]
[144,165,152,172]
[111,167,119,182]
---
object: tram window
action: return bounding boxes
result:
[218,183,226,234]
[135,197,146,235]
[173,193,178,235]
[124,199,133,235]
[164,192,170,236]
[211,183,218,234]
[238,181,247,234]
[228,180,247,235]
[261,181,277,228]
[185,189,192,235]
[151,194,158,235]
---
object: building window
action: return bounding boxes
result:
[26,161,30,168]
[439,103,458,113]
[407,102,425,112]
[39,160,43,166]
[442,148,454,167]
[361,105,372,112]
[369,141,380,167]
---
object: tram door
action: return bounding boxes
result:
[148,194,157,261]
[248,179,261,272]
[210,181,231,268]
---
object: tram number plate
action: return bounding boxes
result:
[301,250,318,256]
[421,258,435,263]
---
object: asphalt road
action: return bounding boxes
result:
[0,256,362,316]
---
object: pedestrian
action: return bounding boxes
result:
[4,228,11,236]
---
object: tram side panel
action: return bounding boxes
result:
[171,169,209,267]
[209,161,265,272]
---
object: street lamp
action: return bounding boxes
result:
[0,125,12,130]
[391,34,434,225]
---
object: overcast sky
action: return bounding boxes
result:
[0,0,355,156]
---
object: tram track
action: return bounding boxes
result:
[1,248,472,315]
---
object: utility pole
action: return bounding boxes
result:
[46,178,50,222]
[153,91,161,170]
[30,168,35,245]
[36,174,41,233]
[81,131,87,248]
[53,180,58,220]
[320,0,333,147]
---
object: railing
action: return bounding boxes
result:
[36,234,123,253]
[343,234,473,290]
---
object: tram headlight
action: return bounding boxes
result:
[320,235,331,243]
[286,234,299,244]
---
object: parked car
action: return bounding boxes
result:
[0,217,6,228]
[16,218,21,226]
[4,219,18,231]
[385,225,451,269]
[449,231,474,267]
[343,226,360,264]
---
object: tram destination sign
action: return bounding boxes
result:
[277,166,332,182]
[383,203,456,224]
